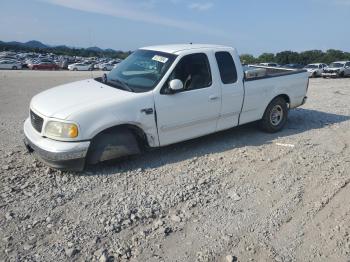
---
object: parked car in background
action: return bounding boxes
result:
[99,61,120,71]
[259,62,280,67]
[68,63,93,71]
[283,64,304,69]
[322,61,350,78]
[304,63,328,77]
[0,60,22,70]
[28,61,59,70]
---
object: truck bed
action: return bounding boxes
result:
[244,65,306,81]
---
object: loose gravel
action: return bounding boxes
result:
[0,71,350,261]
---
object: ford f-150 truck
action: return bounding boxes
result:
[24,44,309,171]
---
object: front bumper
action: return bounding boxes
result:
[322,72,338,77]
[23,118,90,171]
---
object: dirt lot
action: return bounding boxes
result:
[0,70,350,262]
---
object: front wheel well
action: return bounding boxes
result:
[93,124,149,148]
[86,124,149,165]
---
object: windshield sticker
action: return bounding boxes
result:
[152,55,168,63]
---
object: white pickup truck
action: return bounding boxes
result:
[24,44,309,171]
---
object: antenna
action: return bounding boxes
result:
[88,27,93,79]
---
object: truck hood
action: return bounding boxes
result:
[31,79,133,119]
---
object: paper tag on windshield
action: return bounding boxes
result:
[152,55,168,63]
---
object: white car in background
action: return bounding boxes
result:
[0,60,22,70]
[68,63,93,71]
[304,63,328,77]
[259,62,280,67]
[99,61,120,71]
[322,61,350,78]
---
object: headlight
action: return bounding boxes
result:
[45,121,79,139]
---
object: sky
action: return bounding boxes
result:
[1,0,350,56]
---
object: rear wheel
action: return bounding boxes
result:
[12,66,17,70]
[259,97,288,133]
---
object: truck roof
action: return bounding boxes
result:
[141,44,233,54]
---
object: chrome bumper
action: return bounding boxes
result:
[23,118,90,170]
[322,73,338,77]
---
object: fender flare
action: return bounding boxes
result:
[86,124,148,165]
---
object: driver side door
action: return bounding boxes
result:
[154,52,221,146]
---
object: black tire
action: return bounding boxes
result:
[339,72,345,78]
[103,67,107,71]
[86,128,141,165]
[73,68,78,71]
[259,97,288,133]
[12,66,17,70]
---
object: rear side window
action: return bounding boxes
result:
[215,52,237,84]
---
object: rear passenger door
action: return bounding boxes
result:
[214,51,244,130]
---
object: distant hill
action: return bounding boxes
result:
[86,46,104,52]
[0,40,130,59]
[25,40,49,49]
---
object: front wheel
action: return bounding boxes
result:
[259,97,288,133]
[339,72,345,78]
[12,66,17,70]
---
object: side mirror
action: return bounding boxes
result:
[169,79,184,92]
[102,73,107,83]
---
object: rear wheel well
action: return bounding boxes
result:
[273,94,290,108]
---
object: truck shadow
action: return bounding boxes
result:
[85,108,350,175]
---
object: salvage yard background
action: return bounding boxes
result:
[1,70,350,261]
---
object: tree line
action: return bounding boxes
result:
[0,42,132,59]
[2,41,350,65]
[240,49,350,65]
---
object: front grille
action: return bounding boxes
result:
[30,110,44,133]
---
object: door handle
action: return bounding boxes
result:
[209,95,220,101]
[141,108,154,115]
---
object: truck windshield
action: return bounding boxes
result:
[106,50,177,93]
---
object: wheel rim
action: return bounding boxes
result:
[270,105,283,126]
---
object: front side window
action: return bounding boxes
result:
[215,52,238,84]
[105,50,177,93]
[163,53,212,93]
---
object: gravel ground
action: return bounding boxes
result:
[0,70,350,262]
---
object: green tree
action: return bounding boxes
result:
[275,51,301,65]
[240,54,257,64]
[258,53,275,63]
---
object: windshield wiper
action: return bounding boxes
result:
[108,78,135,92]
